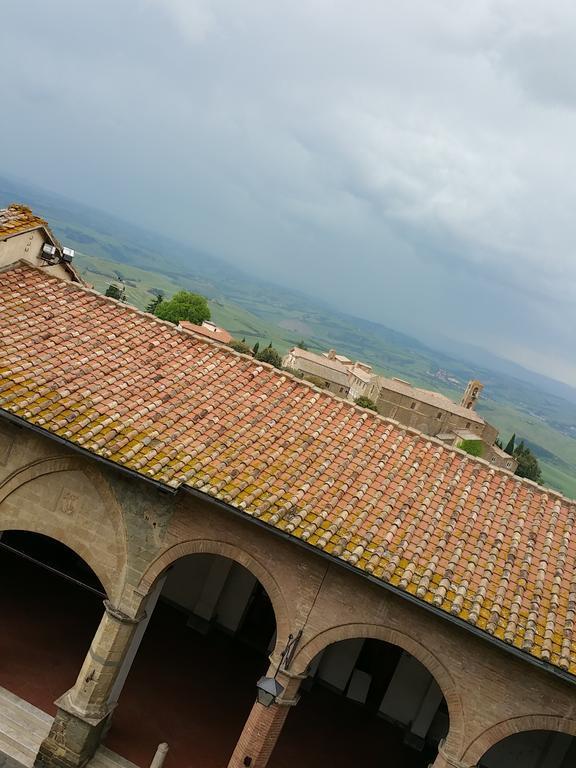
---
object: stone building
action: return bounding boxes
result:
[371,377,517,472]
[283,346,515,472]
[0,218,575,768]
[282,347,351,396]
[0,204,80,283]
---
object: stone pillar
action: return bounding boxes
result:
[429,740,474,768]
[108,575,166,707]
[35,600,145,768]
[227,669,302,768]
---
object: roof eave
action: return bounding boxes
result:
[1,405,571,689]
[182,486,576,689]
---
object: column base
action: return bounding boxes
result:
[34,695,112,768]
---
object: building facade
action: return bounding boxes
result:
[282,348,351,396]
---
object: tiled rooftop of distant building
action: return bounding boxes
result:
[0,204,50,239]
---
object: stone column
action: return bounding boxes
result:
[429,739,474,768]
[227,669,302,768]
[35,600,145,768]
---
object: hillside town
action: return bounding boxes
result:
[283,347,517,472]
[0,203,575,768]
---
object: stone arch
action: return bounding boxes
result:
[0,456,128,601]
[463,715,576,765]
[137,538,292,654]
[291,622,466,754]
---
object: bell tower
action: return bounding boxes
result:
[461,380,483,410]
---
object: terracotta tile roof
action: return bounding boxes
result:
[179,321,232,344]
[0,204,50,239]
[1,262,576,677]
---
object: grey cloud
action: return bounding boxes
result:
[1,0,576,384]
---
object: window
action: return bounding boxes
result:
[436,412,442,419]
[465,422,470,428]
[410,402,416,410]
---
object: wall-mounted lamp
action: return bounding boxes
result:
[255,631,302,708]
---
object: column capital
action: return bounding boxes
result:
[275,694,300,708]
[104,600,144,624]
[433,739,473,768]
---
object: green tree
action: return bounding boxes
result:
[354,396,378,412]
[228,339,252,355]
[513,441,543,483]
[297,339,309,350]
[255,345,283,368]
[145,294,164,314]
[154,290,210,325]
[105,283,125,302]
[458,439,484,458]
[504,433,516,455]
[252,342,260,356]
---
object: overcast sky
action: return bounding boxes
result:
[2,1,576,385]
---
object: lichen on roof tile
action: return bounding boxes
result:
[1,261,576,677]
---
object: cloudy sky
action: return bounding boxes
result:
[2,1,576,385]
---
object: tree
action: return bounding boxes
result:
[145,294,164,314]
[504,433,516,455]
[255,345,283,369]
[297,339,309,350]
[513,441,543,483]
[105,283,125,302]
[154,290,210,325]
[228,339,252,355]
[354,396,378,412]
[252,342,260,356]
[459,439,484,458]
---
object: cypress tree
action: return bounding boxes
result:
[504,433,516,455]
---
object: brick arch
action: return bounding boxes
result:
[137,539,292,652]
[291,622,466,754]
[0,456,128,601]
[463,715,576,765]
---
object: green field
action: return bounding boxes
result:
[2,175,576,500]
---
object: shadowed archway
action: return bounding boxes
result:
[0,530,106,716]
[268,624,463,768]
[474,728,576,767]
[107,550,280,768]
